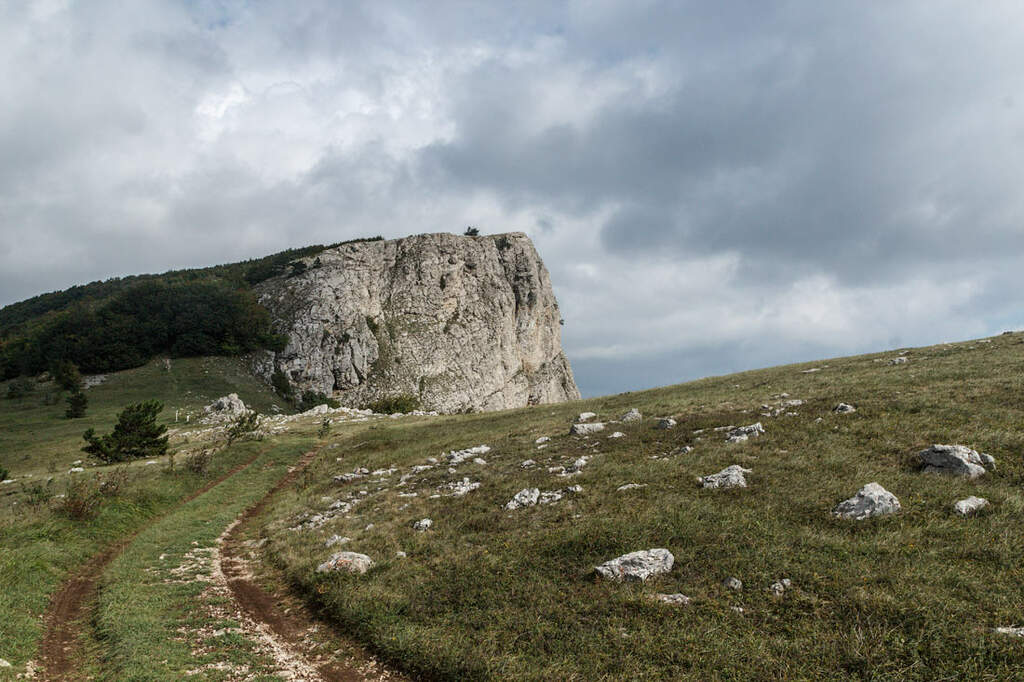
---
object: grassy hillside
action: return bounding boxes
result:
[0,356,294,674]
[242,332,1024,679]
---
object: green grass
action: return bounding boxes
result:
[92,436,315,681]
[250,333,1024,679]
[0,356,290,678]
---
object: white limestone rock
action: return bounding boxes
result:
[889,356,908,365]
[620,408,642,423]
[995,626,1024,637]
[919,444,995,478]
[595,549,674,582]
[316,551,374,574]
[608,431,625,439]
[324,535,351,547]
[616,483,647,491]
[505,488,540,510]
[576,412,597,422]
[726,423,764,442]
[833,402,856,414]
[254,233,580,413]
[441,478,480,497]
[520,459,536,468]
[698,465,751,489]
[654,418,677,430]
[570,422,605,436]
[413,518,432,531]
[651,593,690,606]
[832,482,901,520]
[723,577,743,591]
[953,496,989,516]
[768,578,792,597]
[535,436,551,444]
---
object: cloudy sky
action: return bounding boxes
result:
[2,1,1023,397]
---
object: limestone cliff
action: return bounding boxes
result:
[253,232,580,413]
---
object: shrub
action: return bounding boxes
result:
[364,394,420,414]
[271,369,293,399]
[226,410,260,445]
[65,390,88,418]
[317,417,331,439]
[464,226,480,236]
[82,400,169,463]
[97,467,129,496]
[297,390,339,412]
[184,449,212,474]
[6,377,34,399]
[60,476,102,520]
[0,465,9,481]
[51,359,83,391]
[21,479,52,507]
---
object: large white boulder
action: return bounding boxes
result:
[919,444,995,478]
[595,548,674,582]
[504,488,540,510]
[953,496,989,516]
[620,408,642,423]
[316,551,374,574]
[832,483,901,520]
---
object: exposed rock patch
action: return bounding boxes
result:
[953,496,989,516]
[620,408,642,422]
[570,422,605,436]
[832,483,900,520]
[316,551,374,574]
[918,444,995,478]
[698,465,751,489]
[595,549,674,582]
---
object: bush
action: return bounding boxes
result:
[297,390,339,412]
[464,226,480,236]
[82,400,169,463]
[6,377,34,399]
[318,417,331,439]
[60,476,102,520]
[51,359,83,392]
[226,410,261,445]
[0,465,9,481]
[271,369,293,399]
[364,394,420,414]
[65,390,88,418]
[184,449,212,474]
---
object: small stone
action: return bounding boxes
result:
[654,418,677,430]
[620,408,642,423]
[651,593,690,606]
[69,467,84,473]
[325,535,350,547]
[0,658,10,667]
[570,422,605,436]
[833,402,856,414]
[889,357,908,365]
[413,518,432,531]
[473,457,487,465]
[595,549,674,582]
[698,465,752,489]
[768,578,792,596]
[616,483,647,491]
[995,626,1024,637]
[723,577,743,591]
[832,482,901,520]
[608,431,625,439]
[535,436,551,444]
[576,412,597,423]
[395,551,407,558]
[726,423,764,441]
[520,459,536,468]
[316,551,374,574]
[953,496,989,516]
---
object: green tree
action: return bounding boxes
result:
[65,390,88,418]
[226,409,260,445]
[82,400,169,462]
[464,226,480,236]
[51,359,83,392]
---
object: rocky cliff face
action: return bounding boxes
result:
[253,232,580,413]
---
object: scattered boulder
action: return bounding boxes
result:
[595,549,674,582]
[651,593,690,606]
[570,422,605,436]
[919,444,995,478]
[889,357,908,365]
[768,578,792,597]
[203,393,247,421]
[395,551,407,559]
[0,658,10,668]
[316,551,374,574]
[832,482,901,520]
[698,465,751,489]
[441,478,480,497]
[953,496,989,516]
[726,422,764,442]
[617,483,647,491]
[324,535,350,547]
[520,459,536,468]
[833,403,856,414]
[620,408,642,423]
[995,626,1024,637]
[505,488,540,510]
[535,436,551,444]
[413,518,433,531]
[576,412,597,422]
[444,445,491,465]
[723,577,743,591]
[608,431,625,439]
[654,418,677,430]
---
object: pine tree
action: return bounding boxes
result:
[65,390,88,418]
[83,400,168,462]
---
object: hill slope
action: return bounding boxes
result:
[244,332,1024,679]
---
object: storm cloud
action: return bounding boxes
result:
[2,1,1022,396]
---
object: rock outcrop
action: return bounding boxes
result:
[832,483,900,520]
[254,232,580,413]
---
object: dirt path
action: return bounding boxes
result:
[37,452,264,681]
[219,449,404,682]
